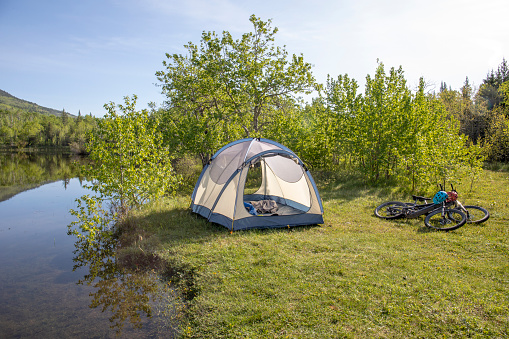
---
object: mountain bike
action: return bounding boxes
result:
[374,185,489,231]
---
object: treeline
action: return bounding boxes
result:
[438,59,509,162]
[291,59,509,189]
[6,15,508,193]
[149,15,509,191]
[0,109,97,153]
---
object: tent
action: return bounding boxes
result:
[191,138,324,231]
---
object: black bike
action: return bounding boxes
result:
[374,185,489,231]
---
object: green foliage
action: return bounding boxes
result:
[461,141,486,190]
[68,194,116,260]
[499,80,509,108]
[438,78,489,144]
[356,64,413,181]
[0,89,64,116]
[67,95,183,334]
[399,82,469,190]
[479,58,509,109]
[260,98,309,156]
[484,107,509,162]
[305,62,482,191]
[172,154,203,193]
[297,98,336,170]
[301,75,362,171]
[0,108,96,149]
[437,66,509,165]
[83,95,181,215]
[156,15,316,165]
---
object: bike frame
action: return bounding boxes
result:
[403,202,446,219]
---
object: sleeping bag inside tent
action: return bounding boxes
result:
[191,138,324,231]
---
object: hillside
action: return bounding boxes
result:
[0,89,74,117]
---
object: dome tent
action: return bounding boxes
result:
[191,138,324,231]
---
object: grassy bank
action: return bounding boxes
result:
[127,169,509,338]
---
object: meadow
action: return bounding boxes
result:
[125,167,509,338]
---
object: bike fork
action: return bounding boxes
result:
[454,200,470,219]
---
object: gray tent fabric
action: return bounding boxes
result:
[191,138,324,231]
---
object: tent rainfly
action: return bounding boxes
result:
[191,138,324,231]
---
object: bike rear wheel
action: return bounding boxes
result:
[463,205,490,224]
[424,208,466,231]
[374,201,407,219]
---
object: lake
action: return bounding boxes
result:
[0,153,176,338]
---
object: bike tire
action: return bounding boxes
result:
[374,201,407,219]
[424,208,466,231]
[463,205,490,224]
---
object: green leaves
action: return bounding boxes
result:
[156,15,317,165]
[0,107,96,148]
[83,95,181,216]
[310,62,481,191]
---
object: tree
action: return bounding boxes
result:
[479,58,509,110]
[305,73,362,171]
[312,62,479,190]
[499,80,509,109]
[82,95,181,217]
[484,80,509,162]
[320,62,414,182]
[440,81,448,92]
[156,15,317,166]
[438,80,488,144]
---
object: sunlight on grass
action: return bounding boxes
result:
[128,169,509,338]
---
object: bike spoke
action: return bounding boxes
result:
[424,208,466,231]
[463,205,490,224]
[374,201,407,219]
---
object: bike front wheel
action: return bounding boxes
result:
[424,208,466,231]
[463,205,490,224]
[374,201,407,219]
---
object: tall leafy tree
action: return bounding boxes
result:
[82,95,181,216]
[312,74,362,170]
[499,80,509,108]
[156,15,317,165]
[484,79,509,161]
[317,62,479,190]
[359,64,413,181]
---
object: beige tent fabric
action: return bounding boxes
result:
[194,169,224,210]
[212,172,239,218]
[254,159,311,209]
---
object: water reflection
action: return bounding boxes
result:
[69,214,178,336]
[0,153,177,338]
[0,152,82,202]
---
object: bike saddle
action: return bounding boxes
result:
[412,195,430,202]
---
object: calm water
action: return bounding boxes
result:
[0,153,176,338]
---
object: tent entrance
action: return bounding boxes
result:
[243,161,263,196]
[242,157,308,216]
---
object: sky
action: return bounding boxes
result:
[1,0,507,117]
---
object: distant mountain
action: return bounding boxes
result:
[0,89,75,117]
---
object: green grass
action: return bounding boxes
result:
[127,169,509,338]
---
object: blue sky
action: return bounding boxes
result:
[1,0,507,117]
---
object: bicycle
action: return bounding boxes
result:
[374,185,489,231]
[425,184,489,224]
